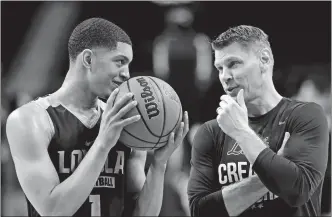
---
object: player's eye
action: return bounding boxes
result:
[115,59,125,66]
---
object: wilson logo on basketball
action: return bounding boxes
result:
[136,77,160,119]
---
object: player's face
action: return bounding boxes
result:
[214,42,264,102]
[88,42,133,99]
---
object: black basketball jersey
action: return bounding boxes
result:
[26,96,131,217]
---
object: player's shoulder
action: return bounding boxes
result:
[7,97,54,135]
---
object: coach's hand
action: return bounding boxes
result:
[152,111,189,166]
[277,132,290,156]
[96,88,141,151]
[216,89,249,140]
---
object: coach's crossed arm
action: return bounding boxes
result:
[217,91,329,208]
[187,122,290,217]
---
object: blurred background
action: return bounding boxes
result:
[1,1,331,216]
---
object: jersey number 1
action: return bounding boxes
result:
[89,195,101,216]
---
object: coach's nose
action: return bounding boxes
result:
[219,68,233,84]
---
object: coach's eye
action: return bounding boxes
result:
[229,61,240,68]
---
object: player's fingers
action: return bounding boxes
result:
[105,88,119,112]
[114,100,138,120]
[183,111,189,136]
[111,93,134,115]
[168,131,175,146]
[175,122,184,143]
[119,115,141,127]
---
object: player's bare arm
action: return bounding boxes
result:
[129,111,189,216]
[6,89,140,216]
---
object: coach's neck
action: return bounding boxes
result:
[53,63,98,110]
[246,79,283,118]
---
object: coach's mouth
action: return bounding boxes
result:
[226,86,237,92]
[226,86,239,95]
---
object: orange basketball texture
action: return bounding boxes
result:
[113,76,182,150]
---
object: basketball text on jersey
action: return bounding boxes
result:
[136,77,160,119]
[57,149,125,188]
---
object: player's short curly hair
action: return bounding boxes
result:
[68,17,132,61]
[211,25,271,53]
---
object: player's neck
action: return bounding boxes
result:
[246,85,283,117]
[53,69,98,111]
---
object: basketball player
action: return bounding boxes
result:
[187,25,329,217]
[6,18,189,217]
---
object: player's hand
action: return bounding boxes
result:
[277,132,290,156]
[152,111,189,166]
[216,89,249,140]
[96,88,141,151]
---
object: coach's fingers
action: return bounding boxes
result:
[219,100,228,109]
[118,115,141,127]
[278,132,290,155]
[236,89,246,109]
[220,95,233,105]
[105,88,119,112]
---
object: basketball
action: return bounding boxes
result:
[114,76,182,150]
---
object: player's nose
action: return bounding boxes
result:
[119,69,130,81]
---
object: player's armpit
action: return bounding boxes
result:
[252,103,329,207]
[126,149,147,196]
[6,104,61,216]
[124,149,146,217]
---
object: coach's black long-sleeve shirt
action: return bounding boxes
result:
[188,98,329,217]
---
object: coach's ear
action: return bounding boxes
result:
[259,48,272,73]
[82,49,93,69]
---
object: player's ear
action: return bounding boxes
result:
[259,48,271,73]
[82,49,93,69]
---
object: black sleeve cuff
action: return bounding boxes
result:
[252,147,273,172]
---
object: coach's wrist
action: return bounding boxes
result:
[233,125,255,143]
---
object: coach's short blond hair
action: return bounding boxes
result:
[212,25,272,55]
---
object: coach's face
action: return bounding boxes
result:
[82,42,133,99]
[214,42,266,102]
